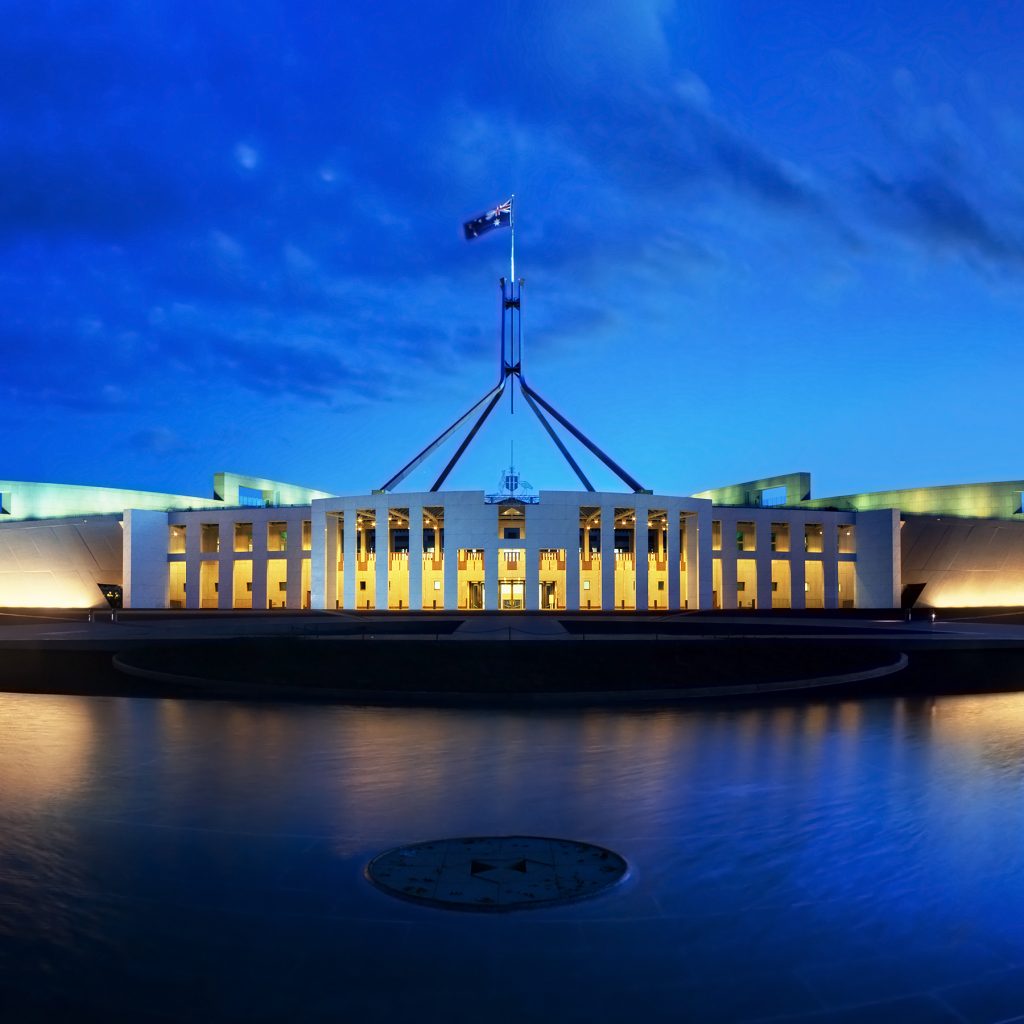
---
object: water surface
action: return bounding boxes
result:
[2,691,1024,1022]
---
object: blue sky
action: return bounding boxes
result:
[4,1,1024,500]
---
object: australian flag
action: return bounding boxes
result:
[463,199,512,240]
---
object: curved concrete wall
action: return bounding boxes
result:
[901,516,1024,607]
[0,515,123,608]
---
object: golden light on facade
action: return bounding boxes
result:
[0,694,96,804]
[0,574,101,608]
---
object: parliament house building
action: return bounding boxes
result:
[2,468,1024,612]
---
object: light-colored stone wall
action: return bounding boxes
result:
[900,514,1024,607]
[124,509,170,609]
[151,505,312,610]
[0,514,123,608]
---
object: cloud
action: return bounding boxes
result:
[0,149,188,239]
[862,168,1024,267]
[129,426,193,455]
[0,328,140,412]
[12,0,1024,457]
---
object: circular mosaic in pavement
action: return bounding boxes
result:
[366,836,628,911]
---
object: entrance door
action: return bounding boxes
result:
[540,581,557,610]
[468,582,484,610]
[499,581,524,609]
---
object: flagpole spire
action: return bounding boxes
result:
[510,193,515,283]
[510,195,516,415]
[379,198,648,494]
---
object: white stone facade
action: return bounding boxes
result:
[111,490,898,612]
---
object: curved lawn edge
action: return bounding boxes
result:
[111,651,909,705]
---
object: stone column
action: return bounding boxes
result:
[565,505,580,612]
[375,501,389,610]
[184,518,200,610]
[823,517,840,609]
[756,519,773,612]
[485,542,499,612]
[719,514,737,610]
[251,522,268,610]
[443,530,458,611]
[695,509,712,610]
[790,555,806,610]
[286,515,303,610]
[343,507,357,610]
[218,518,233,609]
[600,503,615,611]
[524,522,540,611]
[408,502,423,611]
[633,501,648,611]
[317,508,334,611]
[667,505,681,610]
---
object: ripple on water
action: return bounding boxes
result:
[2,691,1024,1020]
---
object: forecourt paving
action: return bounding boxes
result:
[3,609,1024,704]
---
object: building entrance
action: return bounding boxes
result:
[540,581,557,610]
[499,580,524,609]
[468,581,484,610]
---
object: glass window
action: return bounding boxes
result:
[712,520,722,551]
[804,524,823,554]
[736,521,755,552]
[201,523,220,554]
[268,521,288,552]
[838,524,856,554]
[168,524,186,554]
[770,523,790,553]
[234,522,254,553]
[302,520,312,551]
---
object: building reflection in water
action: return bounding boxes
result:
[5,687,1024,970]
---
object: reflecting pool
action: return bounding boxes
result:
[2,691,1024,1022]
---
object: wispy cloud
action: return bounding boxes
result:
[862,167,1024,266]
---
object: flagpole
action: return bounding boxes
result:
[510,193,515,283]
[509,195,516,414]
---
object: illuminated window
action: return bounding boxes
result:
[168,524,186,554]
[201,523,220,554]
[234,522,254,553]
[838,561,856,608]
[804,524,823,554]
[168,562,186,608]
[200,561,219,608]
